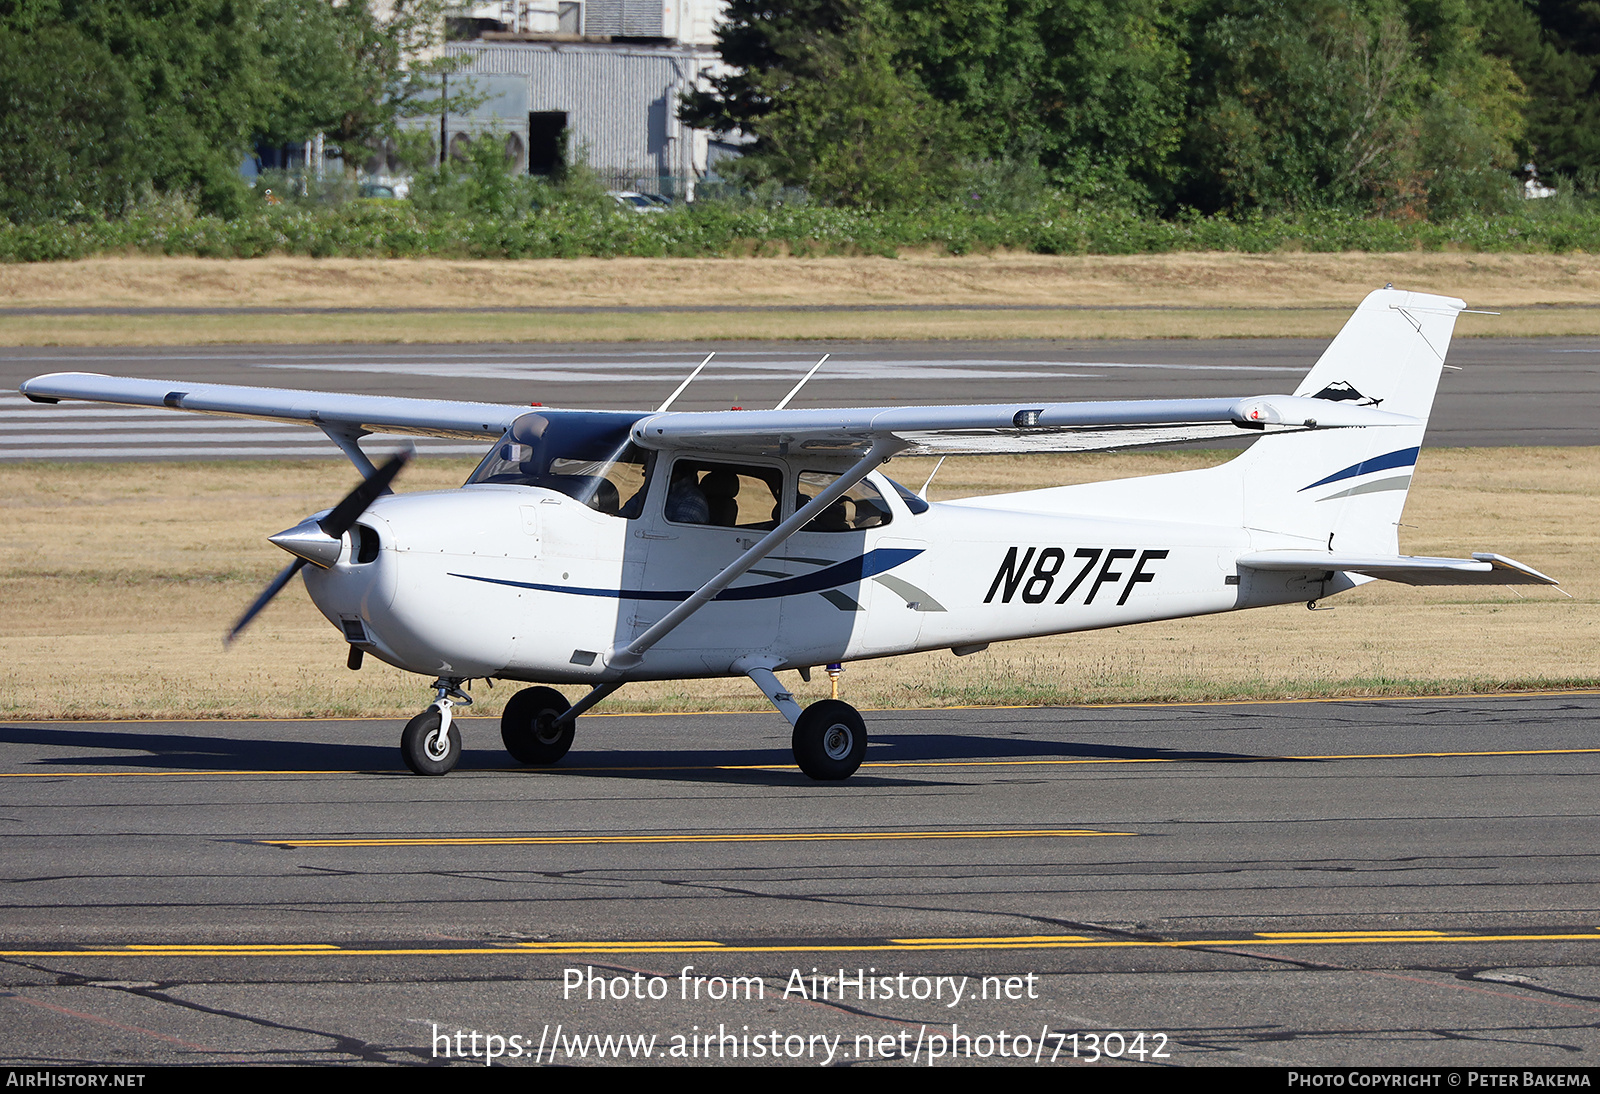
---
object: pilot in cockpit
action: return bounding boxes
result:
[664,465,710,524]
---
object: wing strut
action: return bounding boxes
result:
[655,352,715,413]
[607,436,904,673]
[318,424,380,479]
[773,353,829,411]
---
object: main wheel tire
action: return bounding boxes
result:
[792,699,868,780]
[501,686,574,765]
[401,708,461,776]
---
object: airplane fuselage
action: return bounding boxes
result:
[302,467,1326,685]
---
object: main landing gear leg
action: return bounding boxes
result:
[737,657,867,781]
[401,677,470,776]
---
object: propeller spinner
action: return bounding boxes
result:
[225,452,409,646]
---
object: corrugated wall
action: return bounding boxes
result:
[583,0,664,37]
[445,43,708,178]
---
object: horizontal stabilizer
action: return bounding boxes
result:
[1237,551,1559,586]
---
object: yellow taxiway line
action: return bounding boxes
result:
[261,828,1133,849]
[5,929,1600,960]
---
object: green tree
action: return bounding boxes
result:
[0,0,466,220]
[0,24,141,222]
[1030,0,1190,203]
[258,0,468,154]
[258,0,374,147]
[686,0,1190,207]
[679,0,857,146]
[1176,0,1522,215]
[751,5,966,206]
[0,0,270,215]
[1478,0,1600,176]
[1180,1,1412,212]
[892,0,1050,163]
[1415,3,1527,213]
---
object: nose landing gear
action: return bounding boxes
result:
[401,678,472,775]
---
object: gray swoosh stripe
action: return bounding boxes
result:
[873,574,948,612]
[1315,474,1412,502]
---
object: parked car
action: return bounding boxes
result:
[359,176,411,201]
[607,190,668,213]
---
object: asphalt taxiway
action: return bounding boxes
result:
[3,694,1599,1066]
[3,336,1598,459]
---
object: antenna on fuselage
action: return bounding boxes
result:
[656,352,715,413]
[774,353,830,411]
[918,455,947,500]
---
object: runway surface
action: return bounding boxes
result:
[3,336,1598,459]
[4,694,1599,1066]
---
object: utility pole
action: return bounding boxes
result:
[439,73,449,167]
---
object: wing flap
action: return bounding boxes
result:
[18,373,527,440]
[1238,550,1559,586]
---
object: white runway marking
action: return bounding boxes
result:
[258,362,1105,383]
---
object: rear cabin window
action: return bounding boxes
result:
[797,471,893,532]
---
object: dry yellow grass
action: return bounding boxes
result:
[0,449,1592,721]
[9,253,1600,309]
[4,253,1600,343]
[0,308,1359,345]
[5,307,1596,346]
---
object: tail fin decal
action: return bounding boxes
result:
[1312,474,1412,502]
[1290,290,1465,420]
[1299,446,1420,492]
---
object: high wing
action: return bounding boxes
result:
[629,396,1419,457]
[20,372,1420,458]
[18,372,528,440]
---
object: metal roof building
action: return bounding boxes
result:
[430,0,729,198]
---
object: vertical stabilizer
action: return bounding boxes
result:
[1235,288,1465,553]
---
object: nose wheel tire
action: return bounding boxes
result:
[792,699,867,780]
[401,708,461,776]
[501,686,575,765]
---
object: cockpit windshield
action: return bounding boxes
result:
[466,411,653,518]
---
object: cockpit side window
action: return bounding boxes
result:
[663,458,785,529]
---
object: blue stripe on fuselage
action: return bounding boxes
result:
[1299,446,1420,492]
[447,547,923,602]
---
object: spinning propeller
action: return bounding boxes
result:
[225,452,409,646]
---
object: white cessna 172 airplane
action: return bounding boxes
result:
[19,288,1557,779]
